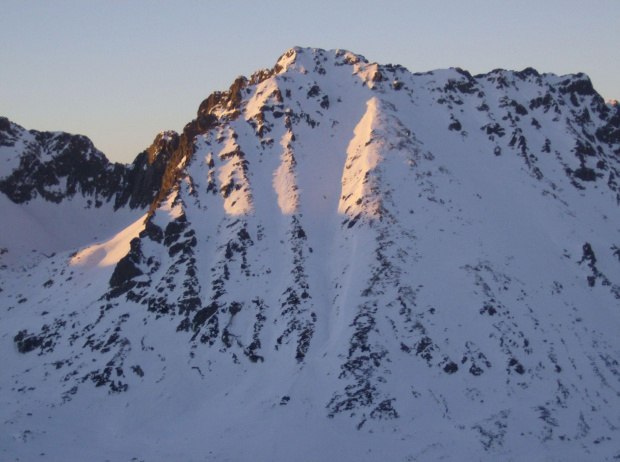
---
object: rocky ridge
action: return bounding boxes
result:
[0,117,176,210]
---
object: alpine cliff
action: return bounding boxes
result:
[1,47,620,461]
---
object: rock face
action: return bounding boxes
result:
[117,130,179,210]
[1,47,620,461]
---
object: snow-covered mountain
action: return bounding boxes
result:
[1,47,620,461]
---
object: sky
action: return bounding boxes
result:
[1,0,619,164]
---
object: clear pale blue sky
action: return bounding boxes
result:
[1,0,619,163]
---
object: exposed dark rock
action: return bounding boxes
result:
[307,85,321,98]
[192,303,218,331]
[131,365,144,377]
[445,77,477,95]
[515,67,540,79]
[320,95,330,109]
[443,361,459,374]
[108,238,144,298]
[596,104,620,147]
[580,243,597,268]
[0,116,21,147]
[114,132,178,209]
[141,220,163,243]
[449,119,462,131]
[573,167,598,182]
[14,330,44,353]
[559,75,596,97]
[481,123,505,138]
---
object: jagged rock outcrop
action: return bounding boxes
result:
[115,130,179,210]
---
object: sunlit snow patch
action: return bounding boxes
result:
[69,214,147,269]
[273,131,300,214]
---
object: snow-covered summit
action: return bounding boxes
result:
[273,46,369,75]
[1,47,620,461]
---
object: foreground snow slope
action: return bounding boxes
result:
[1,47,620,461]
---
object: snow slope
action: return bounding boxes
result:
[1,47,620,461]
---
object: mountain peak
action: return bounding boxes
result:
[146,130,179,165]
[1,48,620,461]
[273,46,369,75]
